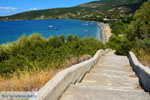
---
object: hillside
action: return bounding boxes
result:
[0,0,147,21]
[0,0,149,92]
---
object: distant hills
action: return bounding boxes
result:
[0,0,147,21]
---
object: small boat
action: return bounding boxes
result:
[48,25,53,28]
[58,24,61,26]
[53,28,58,30]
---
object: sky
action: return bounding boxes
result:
[0,0,97,16]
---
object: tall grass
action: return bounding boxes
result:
[131,49,150,66]
[0,54,91,91]
[0,68,59,91]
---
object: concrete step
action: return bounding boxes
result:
[59,53,150,100]
[100,55,129,67]
[76,83,142,91]
[90,69,136,77]
[60,84,150,100]
[81,71,139,89]
[92,64,133,73]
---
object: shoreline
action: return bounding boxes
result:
[0,19,111,45]
[97,22,112,44]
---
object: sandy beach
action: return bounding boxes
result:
[98,22,112,44]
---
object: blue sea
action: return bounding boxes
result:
[0,19,102,44]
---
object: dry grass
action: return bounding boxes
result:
[0,69,60,91]
[139,55,150,67]
[66,54,91,67]
[0,55,91,91]
[134,49,150,66]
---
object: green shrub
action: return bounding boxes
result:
[110,21,128,36]
[0,34,103,74]
[127,0,150,49]
[73,35,79,41]
[106,34,134,55]
[67,35,73,42]
[59,35,65,42]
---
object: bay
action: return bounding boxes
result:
[0,19,102,44]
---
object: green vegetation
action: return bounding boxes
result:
[127,0,150,49]
[0,0,149,76]
[106,34,134,55]
[106,0,150,65]
[128,0,150,66]
[0,0,146,21]
[0,34,104,91]
[110,21,128,35]
[0,34,104,75]
[0,0,149,91]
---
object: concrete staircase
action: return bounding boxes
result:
[59,52,150,100]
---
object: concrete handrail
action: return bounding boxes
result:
[31,49,112,100]
[128,52,150,92]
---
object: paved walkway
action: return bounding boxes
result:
[59,52,150,100]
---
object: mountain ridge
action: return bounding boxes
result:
[0,0,147,21]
